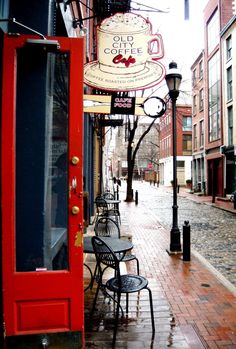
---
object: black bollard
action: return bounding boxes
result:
[234,192,236,210]
[135,190,138,205]
[183,220,191,261]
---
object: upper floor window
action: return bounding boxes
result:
[167,136,171,157]
[193,124,197,150]
[207,10,219,54]
[199,88,204,110]
[227,66,233,101]
[228,106,233,145]
[226,35,232,60]
[199,60,203,79]
[193,95,197,114]
[208,51,220,88]
[183,135,192,155]
[192,68,197,85]
[208,51,221,142]
[182,116,192,131]
[199,120,204,147]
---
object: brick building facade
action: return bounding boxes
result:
[191,51,206,192]
[159,102,192,186]
[203,0,234,197]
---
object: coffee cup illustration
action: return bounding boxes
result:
[84,13,165,91]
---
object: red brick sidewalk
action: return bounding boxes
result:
[84,187,236,348]
[124,201,236,349]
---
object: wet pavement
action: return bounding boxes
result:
[84,182,236,348]
[133,182,236,288]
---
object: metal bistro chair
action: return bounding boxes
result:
[103,192,121,225]
[94,217,139,274]
[91,236,155,346]
[95,196,121,225]
[94,196,109,223]
[102,191,121,224]
[94,216,119,238]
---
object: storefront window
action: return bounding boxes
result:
[16,49,69,271]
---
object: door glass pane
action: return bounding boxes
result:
[16,47,69,272]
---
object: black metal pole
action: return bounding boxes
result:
[135,190,138,205]
[170,96,181,252]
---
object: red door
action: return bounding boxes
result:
[1,35,84,346]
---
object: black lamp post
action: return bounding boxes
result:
[117,157,121,178]
[165,61,182,253]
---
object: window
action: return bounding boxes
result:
[209,105,221,142]
[160,139,163,154]
[193,95,197,114]
[183,135,192,155]
[226,35,232,60]
[228,106,233,145]
[208,51,220,142]
[167,136,171,157]
[199,60,203,79]
[192,68,196,86]
[199,88,204,110]
[193,124,197,150]
[183,116,192,131]
[166,114,170,126]
[207,10,219,54]
[227,66,233,101]
[177,161,185,167]
[199,120,204,147]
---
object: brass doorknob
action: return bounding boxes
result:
[71,156,79,165]
[71,206,80,215]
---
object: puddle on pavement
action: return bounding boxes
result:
[85,288,191,348]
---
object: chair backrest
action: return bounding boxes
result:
[94,217,120,238]
[95,196,108,215]
[102,192,114,200]
[92,236,120,276]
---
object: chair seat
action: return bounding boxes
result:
[106,274,148,293]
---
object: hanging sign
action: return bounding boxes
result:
[142,96,166,118]
[83,94,166,117]
[84,12,165,91]
[83,94,145,115]
[110,94,135,114]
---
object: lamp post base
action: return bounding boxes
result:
[166,226,182,255]
[166,249,182,255]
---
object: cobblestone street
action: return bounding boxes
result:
[123,181,236,288]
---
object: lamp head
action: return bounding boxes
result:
[165,61,182,100]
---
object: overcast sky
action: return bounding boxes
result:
[131,0,208,101]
